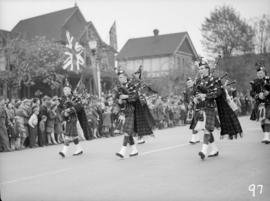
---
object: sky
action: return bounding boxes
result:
[0,0,269,58]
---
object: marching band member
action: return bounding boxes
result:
[187,60,242,160]
[250,62,270,144]
[58,79,83,158]
[114,67,154,158]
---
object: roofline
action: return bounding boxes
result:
[117,53,172,61]
[18,6,77,23]
[11,6,78,33]
[173,33,198,58]
[127,31,187,41]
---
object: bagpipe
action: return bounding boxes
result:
[250,61,270,103]
[189,56,237,108]
[113,65,157,98]
[250,77,270,103]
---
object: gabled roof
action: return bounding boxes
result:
[117,32,198,60]
[12,6,85,41]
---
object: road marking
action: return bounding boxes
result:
[141,143,189,156]
[0,168,72,185]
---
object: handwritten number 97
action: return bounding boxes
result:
[248,184,263,197]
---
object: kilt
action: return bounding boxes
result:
[64,119,78,137]
[205,108,216,131]
[122,112,134,135]
[122,104,135,135]
[190,108,216,132]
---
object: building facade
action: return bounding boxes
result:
[1,5,116,99]
[117,30,198,78]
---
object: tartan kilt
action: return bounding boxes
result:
[205,108,216,131]
[122,112,134,134]
[64,119,78,137]
[122,104,135,135]
[190,108,216,131]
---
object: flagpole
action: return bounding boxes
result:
[89,40,101,99]
[97,62,101,98]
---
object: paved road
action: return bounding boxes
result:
[0,116,269,201]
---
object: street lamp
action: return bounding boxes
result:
[88,40,101,98]
[88,40,97,54]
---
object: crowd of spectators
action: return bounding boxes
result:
[0,92,190,152]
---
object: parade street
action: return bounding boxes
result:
[0,116,269,201]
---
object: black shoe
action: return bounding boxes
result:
[189,141,196,144]
[116,152,124,158]
[73,151,83,156]
[129,152,139,157]
[208,152,219,157]
[265,141,270,144]
[198,152,205,160]
[59,152,65,158]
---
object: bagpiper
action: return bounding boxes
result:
[58,79,84,158]
[187,59,243,160]
[114,67,154,158]
[250,62,270,144]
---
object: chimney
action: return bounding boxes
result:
[153,29,159,37]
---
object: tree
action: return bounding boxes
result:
[201,5,255,57]
[5,36,66,90]
[252,14,270,53]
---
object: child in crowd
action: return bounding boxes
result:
[28,106,39,148]
[46,102,58,145]
[39,115,47,147]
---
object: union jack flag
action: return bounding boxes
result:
[63,31,85,73]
